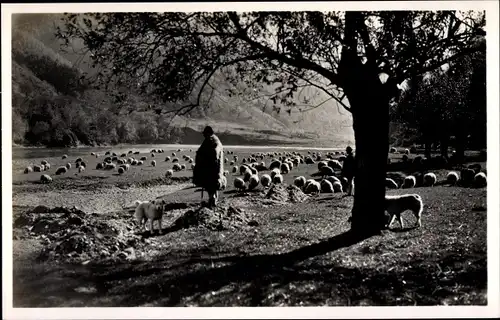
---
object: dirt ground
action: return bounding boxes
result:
[9,147,488,306]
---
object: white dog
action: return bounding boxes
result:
[134,199,166,235]
[385,194,423,229]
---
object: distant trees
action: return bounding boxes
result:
[393,36,486,162]
[57,11,485,236]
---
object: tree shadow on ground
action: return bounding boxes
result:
[80,227,486,306]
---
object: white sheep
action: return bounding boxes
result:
[33,165,42,172]
[96,162,104,170]
[446,171,459,185]
[294,176,307,188]
[78,166,85,173]
[66,163,72,170]
[140,156,148,161]
[24,166,33,174]
[173,163,182,171]
[280,163,290,174]
[270,168,281,179]
[261,174,272,188]
[317,161,328,171]
[232,165,238,174]
[320,166,335,177]
[385,178,399,189]
[137,160,144,166]
[404,148,410,155]
[328,160,342,170]
[165,169,174,177]
[474,172,487,187]
[402,175,417,189]
[320,179,334,193]
[165,156,171,162]
[332,181,343,193]
[151,160,157,167]
[269,160,281,170]
[118,167,125,174]
[243,169,253,182]
[55,166,68,175]
[423,172,437,187]
[390,147,397,153]
[62,154,68,159]
[234,177,246,191]
[40,174,52,183]
[248,174,260,190]
[305,180,321,194]
[326,176,341,185]
[105,163,117,170]
[273,174,284,184]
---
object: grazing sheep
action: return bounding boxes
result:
[390,147,397,153]
[75,157,83,163]
[269,160,281,170]
[474,172,487,188]
[232,166,238,174]
[165,169,174,177]
[320,166,335,177]
[117,159,125,165]
[24,166,33,174]
[121,153,127,157]
[78,166,85,173]
[327,160,342,170]
[234,177,246,191]
[248,174,260,190]
[402,175,417,189]
[305,180,321,194]
[272,174,284,185]
[120,164,130,171]
[118,167,125,174]
[385,178,399,189]
[270,168,281,179]
[105,151,111,156]
[105,163,117,170]
[325,176,341,185]
[55,166,68,175]
[423,172,437,186]
[96,162,104,170]
[243,169,253,182]
[40,174,52,183]
[104,156,112,163]
[305,157,315,164]
[173,163,182,171]
[404,148,410,155]
[280,163,290,174]
[33,165,42,172]
[140,156,147,161]
[172,157,179,163]
[172,152,176,157]
[317,161,328,171]
[79,161,86,168]
[112,152,117,157]
[41,160,49,166]
[165,156,171,162]
[65,163,72,170]
[131,160,138,166]
[261,174,272,188]
[446,171,459,185]
[40,164,46,171]
[151,153,155,158]
[294,176,307,188]
[320,179,334,193]
[112,156,119,162]
[128,150,133,154]
[137,160,144,166]
[134,151,140,155]
[332,181,343,193]
[151,160,157,167]
[62,154,68,159]
[460,168,476,185]
[180,164,186,170]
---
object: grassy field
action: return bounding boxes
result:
[10,146,487,307]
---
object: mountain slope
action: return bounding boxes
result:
[11,13,354,147]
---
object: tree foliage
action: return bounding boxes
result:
[55,11,485,118]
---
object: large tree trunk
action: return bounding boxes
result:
[338,12,393,236]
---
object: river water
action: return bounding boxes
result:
[12,143,346,160]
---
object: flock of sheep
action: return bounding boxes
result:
[23,146,487,192]
[226,150,348,195]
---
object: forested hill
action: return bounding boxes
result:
[11,13,355,148]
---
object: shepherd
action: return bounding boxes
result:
[341,145,356,196]
[193,126,225,208]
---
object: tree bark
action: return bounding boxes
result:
[338,12,392,236]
